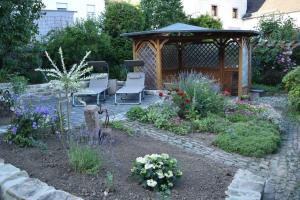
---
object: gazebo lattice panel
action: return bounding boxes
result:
[225,41,239,68]
[136,43,157,89]
[182,43,219,68]
[162,44,178,69]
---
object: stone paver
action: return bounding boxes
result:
[21,94,160,127]
[0,160,82,200]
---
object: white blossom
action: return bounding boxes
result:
[146,179,157,187]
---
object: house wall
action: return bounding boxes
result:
[42,0,105,19]
[243,11,300,29]
[182,0,248,29]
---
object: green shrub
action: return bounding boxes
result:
[226,113,255,123]
[68,144,102,174]
[45,19,113,71]
[287,85,300,111]
[214,120,280,157]
[131,153,182,192]
[283,66,300,111]
[167,123,191,135]
[192,114,227,133]
[109,120,134,136]
[102,2,145,69]
[10,75,28,94]
[126,106,146,121]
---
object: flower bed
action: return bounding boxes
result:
[126,72,282,157]
[0,129,234,200]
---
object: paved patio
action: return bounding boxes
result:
[23,93,161,127]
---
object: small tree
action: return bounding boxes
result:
[36,48,94,130]
[187,15,222,29]
[140,0,186,29]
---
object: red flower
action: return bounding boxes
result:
[185,99,190,103]
[223,90,230,96]
[159,92,164,97]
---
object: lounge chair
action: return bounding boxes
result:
[115,72,145,105]
[72,73,109,107]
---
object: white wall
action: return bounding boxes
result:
[42,0,105,19]
[243,11,300,30]
[182,0,248,29]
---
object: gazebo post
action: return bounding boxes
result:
[238,37,243,97]
[248,40,252,89]
[219,39,226,90]
[155,39,163,89]
[132,40,137,59]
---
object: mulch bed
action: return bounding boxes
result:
[0,130,235,200]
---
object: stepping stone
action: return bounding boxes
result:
[0,164,21,183]
[36,190,83,200]
[4,178,55,200]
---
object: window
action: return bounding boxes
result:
[56,2,68,11]
[232,8,238,19]
[87,4,96,17]
[211,5,218,17]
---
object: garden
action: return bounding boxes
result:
[1,0,300,199]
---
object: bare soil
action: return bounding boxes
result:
[0,130,235,200]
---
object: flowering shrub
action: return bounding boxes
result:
[131,154,182,192]
[4,106,59,147]
[168,88,191,118]
[177,72,224,118]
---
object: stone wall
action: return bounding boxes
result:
[0,158,82,200]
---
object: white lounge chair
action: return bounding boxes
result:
[72,73,109,107]
[115,72,145,105]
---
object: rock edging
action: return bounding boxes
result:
[226,169,265,200]
[0,158,83,200]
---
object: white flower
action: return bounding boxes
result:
[147,179,157,187]
[165,171,174,178]
[149,154,160,159]
[145,163,154,170]
[136,157,146,164]
[156,170,164,179]
[161,153,169,159]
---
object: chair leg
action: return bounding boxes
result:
[72,95,76,107]
[115,94,117,105]
[139,92,142,104]
[97,94,100,105]
[103,91,106,101]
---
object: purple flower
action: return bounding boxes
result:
[35,106,49,116]
[11,127,17,135]
[15,108,23,118]
[32,122,38,129]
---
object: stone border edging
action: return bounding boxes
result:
[0,158,83,200]
[225,169,265,200]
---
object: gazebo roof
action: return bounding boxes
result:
[121,23,259,38]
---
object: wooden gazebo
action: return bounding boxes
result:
[122,23,259,96]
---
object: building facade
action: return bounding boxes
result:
[38,0,105,38]
[182,0,247,29]
[243,0,300,29]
